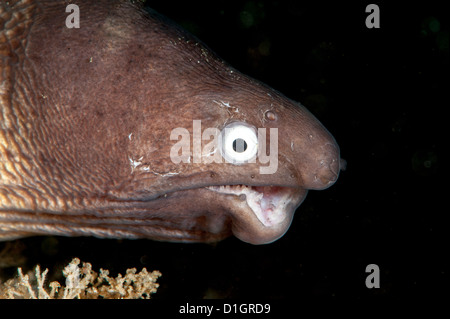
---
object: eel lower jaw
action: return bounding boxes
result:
[205,184,303,229]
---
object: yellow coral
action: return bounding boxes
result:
[0,258,161,299]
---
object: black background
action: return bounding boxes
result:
[0,0,446,302]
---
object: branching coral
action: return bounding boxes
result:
[0,258,161,299]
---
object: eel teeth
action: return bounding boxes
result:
[205,185,289,227]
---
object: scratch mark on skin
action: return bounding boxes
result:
[129,156,180,176]
[202,148,218,157]
[212,100,239,113]
[129,156,143,173]
[201,48,210,62]
[160,172,179,177]
[148,170,180,177]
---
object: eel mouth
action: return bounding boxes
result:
[205,184,301,228]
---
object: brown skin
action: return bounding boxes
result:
[0,0,342,244]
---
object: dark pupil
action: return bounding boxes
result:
[233,138,247,153]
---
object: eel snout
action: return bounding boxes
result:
[308,142,342,190]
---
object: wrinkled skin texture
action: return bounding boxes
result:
[0,0,342,244]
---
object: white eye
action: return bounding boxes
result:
[220,122,258,164]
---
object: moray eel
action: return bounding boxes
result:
[0,0,343,244]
